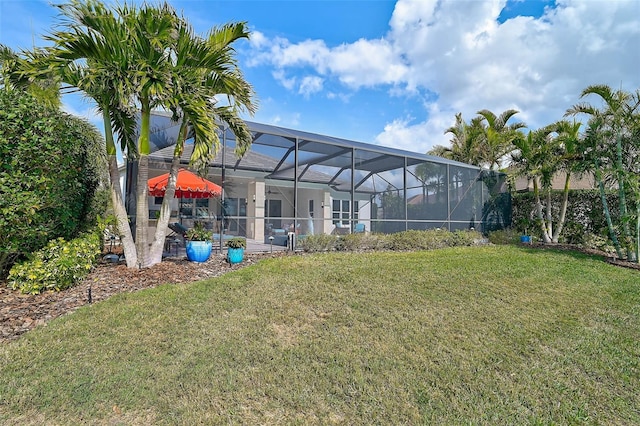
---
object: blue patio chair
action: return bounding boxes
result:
[354,223,366,233]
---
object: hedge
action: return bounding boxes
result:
[0,90,106,277]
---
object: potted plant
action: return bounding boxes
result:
[226,237,246,264]
[519,226,533,244]
[185,222,213,262]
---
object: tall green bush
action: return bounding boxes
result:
[0,90,107,277]
[511,190,623,244]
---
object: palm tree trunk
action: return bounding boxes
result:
[147,155,181,265]
[148,120,189,265]
[595,164,623,258]
[135,155,150,267]
[135,98,151,267]
[545,189,553,240]
[102,109,138,268]
[615,131,632,259]
[108,155,137,268]
[636,200,640,263]
[533,179,551,243]
[552,173,571,243]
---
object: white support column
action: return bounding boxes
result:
[322,191,332,235]
[248,180,265,241]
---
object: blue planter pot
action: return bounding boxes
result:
[520,235,531,244]
[186,241,212,262]
[227,247,244,264]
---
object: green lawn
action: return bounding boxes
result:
[1,245,638,424]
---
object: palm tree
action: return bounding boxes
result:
[567,84,640,261]
[476,109,526,170]
[146,19,257,266]
[0,45,61,109]
[551,120,582,242]
[43,0,256,268]
[511,127,560,243]
[437,113,486,166]
[43,0,140,267]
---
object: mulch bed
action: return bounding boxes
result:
[1,250,289,344]
[1,243,637,344]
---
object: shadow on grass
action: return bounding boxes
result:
[514,242,640,269]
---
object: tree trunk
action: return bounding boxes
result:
[135,154,150,267]
[545,189,553,240]
[102,108,137,268]
[552,173,571,243]
[147,120,190,266]
[595,165,623,259]
[135,98,153,268]
[533,179,551,243]
[636,200,640,263]
[615,131,632,259]
[108,155,137,268]
[148,152,183,265]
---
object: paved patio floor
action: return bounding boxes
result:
[163,238,290,258]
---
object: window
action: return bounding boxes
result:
[180,198,212,218]
[332,199,359,225]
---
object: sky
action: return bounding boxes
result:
[1,0,639,155]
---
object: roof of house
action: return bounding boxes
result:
[142,111,483,195]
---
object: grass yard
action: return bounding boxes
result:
[1,245,638,424]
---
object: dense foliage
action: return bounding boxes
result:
[511,190,625,245]
[0,90,106,277]
[8,231,101,294]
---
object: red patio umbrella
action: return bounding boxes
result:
[148,168,222,199]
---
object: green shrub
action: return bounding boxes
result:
[450,229,484,246]
[487,229,521,245]
[385,229,448,251]
[335,233,387,252]
[299,234,338,252]
[8,232,101,295]
[0,90,106,277]
[511,190,623,244]
[581,233,617,256]
[301,229,484,253]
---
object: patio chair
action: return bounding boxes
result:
[168,222,189,237]
[332,223,350,235]
[354,223,366,234]
[165,222,189,256]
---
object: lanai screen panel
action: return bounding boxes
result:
[221,125,297,176]
[448,165,484,230]
[142,112,511,235]
[406,160,449,224]
[366,153,406,233]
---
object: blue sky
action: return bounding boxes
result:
[1,0,639,154]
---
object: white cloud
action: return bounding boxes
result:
[298,75,324,98]
[272,70,296,91]
[326,92,352,103]
[374,103,456,153]
[249,35,409,90]
[262,112,301,129]
[248,0,640,152]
